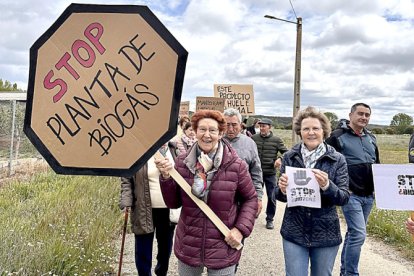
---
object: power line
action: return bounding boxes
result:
[289,0,298,19]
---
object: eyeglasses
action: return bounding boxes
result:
[301,127,322,133]
[197,127,219,135]
[226,123,239,129]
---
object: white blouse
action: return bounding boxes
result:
[148,149,175,208]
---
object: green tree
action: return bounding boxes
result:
[0,79,24,136]
[324,112,338,129]
[0,78,20,92]
[390,113,413,134]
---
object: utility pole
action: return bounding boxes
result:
[293,17,302,144]
[264,15,302,144]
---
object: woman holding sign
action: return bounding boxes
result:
[275,106,350,276]
[155,110,257,276]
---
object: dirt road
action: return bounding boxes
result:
[116,195,414,275]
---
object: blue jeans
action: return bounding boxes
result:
[340,194,374,276]
[134,208,175,276]
[283,238,339,276]
[263,174,277,222]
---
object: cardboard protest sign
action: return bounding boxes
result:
[372,164,414,210]
[196,96,225,112]
[24,4,187,176]
[179,101,190,117]
[214,84,255,115]
[285,166,321,208]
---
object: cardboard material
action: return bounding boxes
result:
[179,101,190,117]
[214,84,255,115]
[196,96,225,112]
[24,4,187,176]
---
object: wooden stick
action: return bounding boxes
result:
[118,207,129,276]
[155,151,242,250]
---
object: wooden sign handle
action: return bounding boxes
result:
[155,152,243,250]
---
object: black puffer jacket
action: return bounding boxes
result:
[252,131,288,175]
[275,143,350,248]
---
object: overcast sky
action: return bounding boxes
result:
[1,0,413,125]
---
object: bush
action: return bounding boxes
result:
[385,127,396,135]
[371,128,384,134]
[403,126,413,135]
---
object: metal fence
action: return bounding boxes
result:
[0,92,42,176]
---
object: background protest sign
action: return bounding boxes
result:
[285,166,321,208]
[213,84,255,116]
[24,4,187,176]
[179,101,190,117]
[196,96,225,112]
[372,164,414,210]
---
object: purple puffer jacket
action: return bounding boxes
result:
[160,140,257,269]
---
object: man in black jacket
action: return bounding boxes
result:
[326,103,379,276]
[252,118,288,229]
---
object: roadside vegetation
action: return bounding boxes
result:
[0,129,413,273]
[0,172,121,274]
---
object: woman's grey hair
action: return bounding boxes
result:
[293,106,331,139]
[223,108,242,123]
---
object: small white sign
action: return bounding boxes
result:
[286,166,321,208]
[372,164,414,210]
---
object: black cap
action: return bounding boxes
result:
[258,118,272,125]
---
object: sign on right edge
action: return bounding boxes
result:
[214,84,255,116]
[372,164,414,210]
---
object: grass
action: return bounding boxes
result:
[0,172,121,274]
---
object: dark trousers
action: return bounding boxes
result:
[263,174,277,222]
[134,208,175,276]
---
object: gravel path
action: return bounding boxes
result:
[116,195,414,275]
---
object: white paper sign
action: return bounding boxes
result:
[372,164,414,210]
[286,166,321,208]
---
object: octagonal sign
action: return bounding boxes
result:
[24,4,187,176]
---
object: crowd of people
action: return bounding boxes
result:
[119,103,413,276]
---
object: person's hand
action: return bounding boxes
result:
[274,158,282,169]
[256,199,263,218]
[311,169,329,189]
[154,157,173,179]
[405,217,414,235]
[225,227,243,249]
[278,173,288,194]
